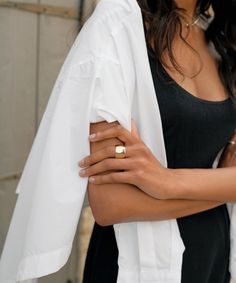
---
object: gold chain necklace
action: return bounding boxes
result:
[183,15,201,28]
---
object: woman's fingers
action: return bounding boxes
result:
[228,131,236,148]
[218,132,236,168]
[79,144,132,168]
[79,158,134,177]
[226,131,236,157]
[88,171,132,184]
[78,142,150,178]
[77,119,161,188]
[89,123,140,145]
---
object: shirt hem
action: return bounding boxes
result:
[14,244,72,282]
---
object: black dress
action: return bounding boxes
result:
[82,48,236,283]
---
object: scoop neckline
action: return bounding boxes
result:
[148,50,231,105]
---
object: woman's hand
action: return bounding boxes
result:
[78,119,172,199]
[217,131,236,168]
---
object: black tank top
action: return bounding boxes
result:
[147,47,236,283]
[82,46,236,283]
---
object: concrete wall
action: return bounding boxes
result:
[0,1,97,282]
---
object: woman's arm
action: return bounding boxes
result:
[168,135,236,201]
[172,165,236,202]
[87,121,223,226]
[89,180,223,226]
[83,121,236,203]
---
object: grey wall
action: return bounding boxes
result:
[0,1,97,282]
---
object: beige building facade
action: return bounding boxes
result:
[0,1,99,282]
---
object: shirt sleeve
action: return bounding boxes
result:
[0,52,131,282]
[89,56,132,130]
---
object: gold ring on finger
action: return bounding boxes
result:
[115,145,126,159]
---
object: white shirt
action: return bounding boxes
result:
[0,0,236,282]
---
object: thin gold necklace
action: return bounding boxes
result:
[183,15,201,28]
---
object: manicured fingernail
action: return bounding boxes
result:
[89,177,95,183]
[79,169,86,176]
[89,133,96,140]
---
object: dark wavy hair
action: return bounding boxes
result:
[137,0,236,104]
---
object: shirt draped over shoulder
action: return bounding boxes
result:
[0,0,236,282]
[0,2,132,282]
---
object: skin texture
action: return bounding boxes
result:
[78,0,236,226]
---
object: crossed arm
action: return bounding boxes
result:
[86,121,236,226]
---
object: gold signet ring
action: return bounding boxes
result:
[115,145,126,159]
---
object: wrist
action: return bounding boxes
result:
[149,167,184,200]
[140,165,187,200]
[164,168,187,199]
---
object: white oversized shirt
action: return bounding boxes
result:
[0,0,236,282]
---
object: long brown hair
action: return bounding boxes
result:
[137,0,236,103]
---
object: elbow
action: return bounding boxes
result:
[90,206,118,227]
[93,214,113,227]
[90,201,114,226]
[88,188,119,227]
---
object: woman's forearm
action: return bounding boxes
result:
[86,120,226,226]
[88,181,223,226]
[85,121,236,204]
[168,166,236,202]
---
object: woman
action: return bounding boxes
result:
[79,0,236,282]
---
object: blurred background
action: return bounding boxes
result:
[0,0,98,282]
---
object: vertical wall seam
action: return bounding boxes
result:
[34,0,40,135]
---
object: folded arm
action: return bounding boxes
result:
[87,121,223,226]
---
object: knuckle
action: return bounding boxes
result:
[115,124,123,131]
[141,144,150,155]
[123,172,132,183]
[132,143,141,152]
[85,168,91,175]
[116,124,125,135]
[94,176,101,184]
[131,157,146,168]
[109,173,117,182]
[134,169,145,179]
[139,157,148,166]
[85,156,91,165]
